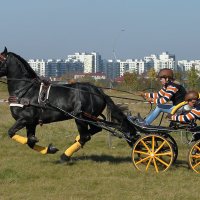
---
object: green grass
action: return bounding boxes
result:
[0,89,199,200]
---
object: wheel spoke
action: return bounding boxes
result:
[191,154,200,159]
[135,155,151,165]
[155,156,169,167]
[194,145,200,151]
[154,140,166,153]
[193,161,200,169]
[152,136,155,153]
[134,150,150,155]
[146,157,152,171]
[153,157,159,172]
[155,151,172,156]
[141,140,151,153]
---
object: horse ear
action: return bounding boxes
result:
[1,47,8,56]
[3,47,8,55]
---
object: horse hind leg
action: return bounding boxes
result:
[73,124,102,142]
[60,120,91,162]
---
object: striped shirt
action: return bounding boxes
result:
[144,83,178,105]
[171,105,200,123]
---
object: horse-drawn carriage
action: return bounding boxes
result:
[90,100,200,174]
[0,47,200,174]
[128,105,200,174]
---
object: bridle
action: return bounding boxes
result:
[0,53,6,62]
[0,52,40,83]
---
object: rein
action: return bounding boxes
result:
[7,78,37,82]
[0,77,148,103]
[52,84,146,102]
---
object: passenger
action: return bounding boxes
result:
[137,68,186,126]
[169,91,200,123]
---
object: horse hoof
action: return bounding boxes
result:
[47,144,59,154]
[60,153,71,163]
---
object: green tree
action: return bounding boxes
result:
[122,72,139,91]
[147,68,157,79]
[174,70,186,85]
[186,67,199,90]
[147,68,157,89]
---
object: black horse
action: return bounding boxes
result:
[0,47,137,162]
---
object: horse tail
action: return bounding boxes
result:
[97,88,127,123]
[97,88,137,147]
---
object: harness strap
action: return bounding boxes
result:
[82,112,101,121]
[37,82,51,125]
[38,82,51,104]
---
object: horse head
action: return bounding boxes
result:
[0,47,38,80]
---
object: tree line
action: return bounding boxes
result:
[61,67,200,92]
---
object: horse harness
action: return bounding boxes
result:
[8,79,52,125]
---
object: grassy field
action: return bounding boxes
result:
[0,85,199,200]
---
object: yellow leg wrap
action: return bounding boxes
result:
[33,145,48,155]
[64,141,82,157]
[75,135,80,142]
[12,135,28,144]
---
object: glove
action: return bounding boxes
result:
[146,97,153,103]
[166,113,173,119]
[137,91,145,98]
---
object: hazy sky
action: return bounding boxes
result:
[1,0,200,60]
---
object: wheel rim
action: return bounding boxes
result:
[132,134,174,172]
[188,140,200,174]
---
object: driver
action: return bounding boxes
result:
[169,91,200,123]
[138,68,186,125]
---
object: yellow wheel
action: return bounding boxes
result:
[188,140,200,174]
[132,134,174,173]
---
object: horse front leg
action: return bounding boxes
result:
[8,119,39,146]
[8,119,28,144]
[26,124,59,155]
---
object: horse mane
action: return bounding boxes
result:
[8,52,39,79]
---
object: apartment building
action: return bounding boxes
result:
[119,59,146,76]
[148,52,176,72]
[28,59,47,77]
[104,59,120,80]
[178,60,200,72]
[67,52,102,73]
[28,59,83,78]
